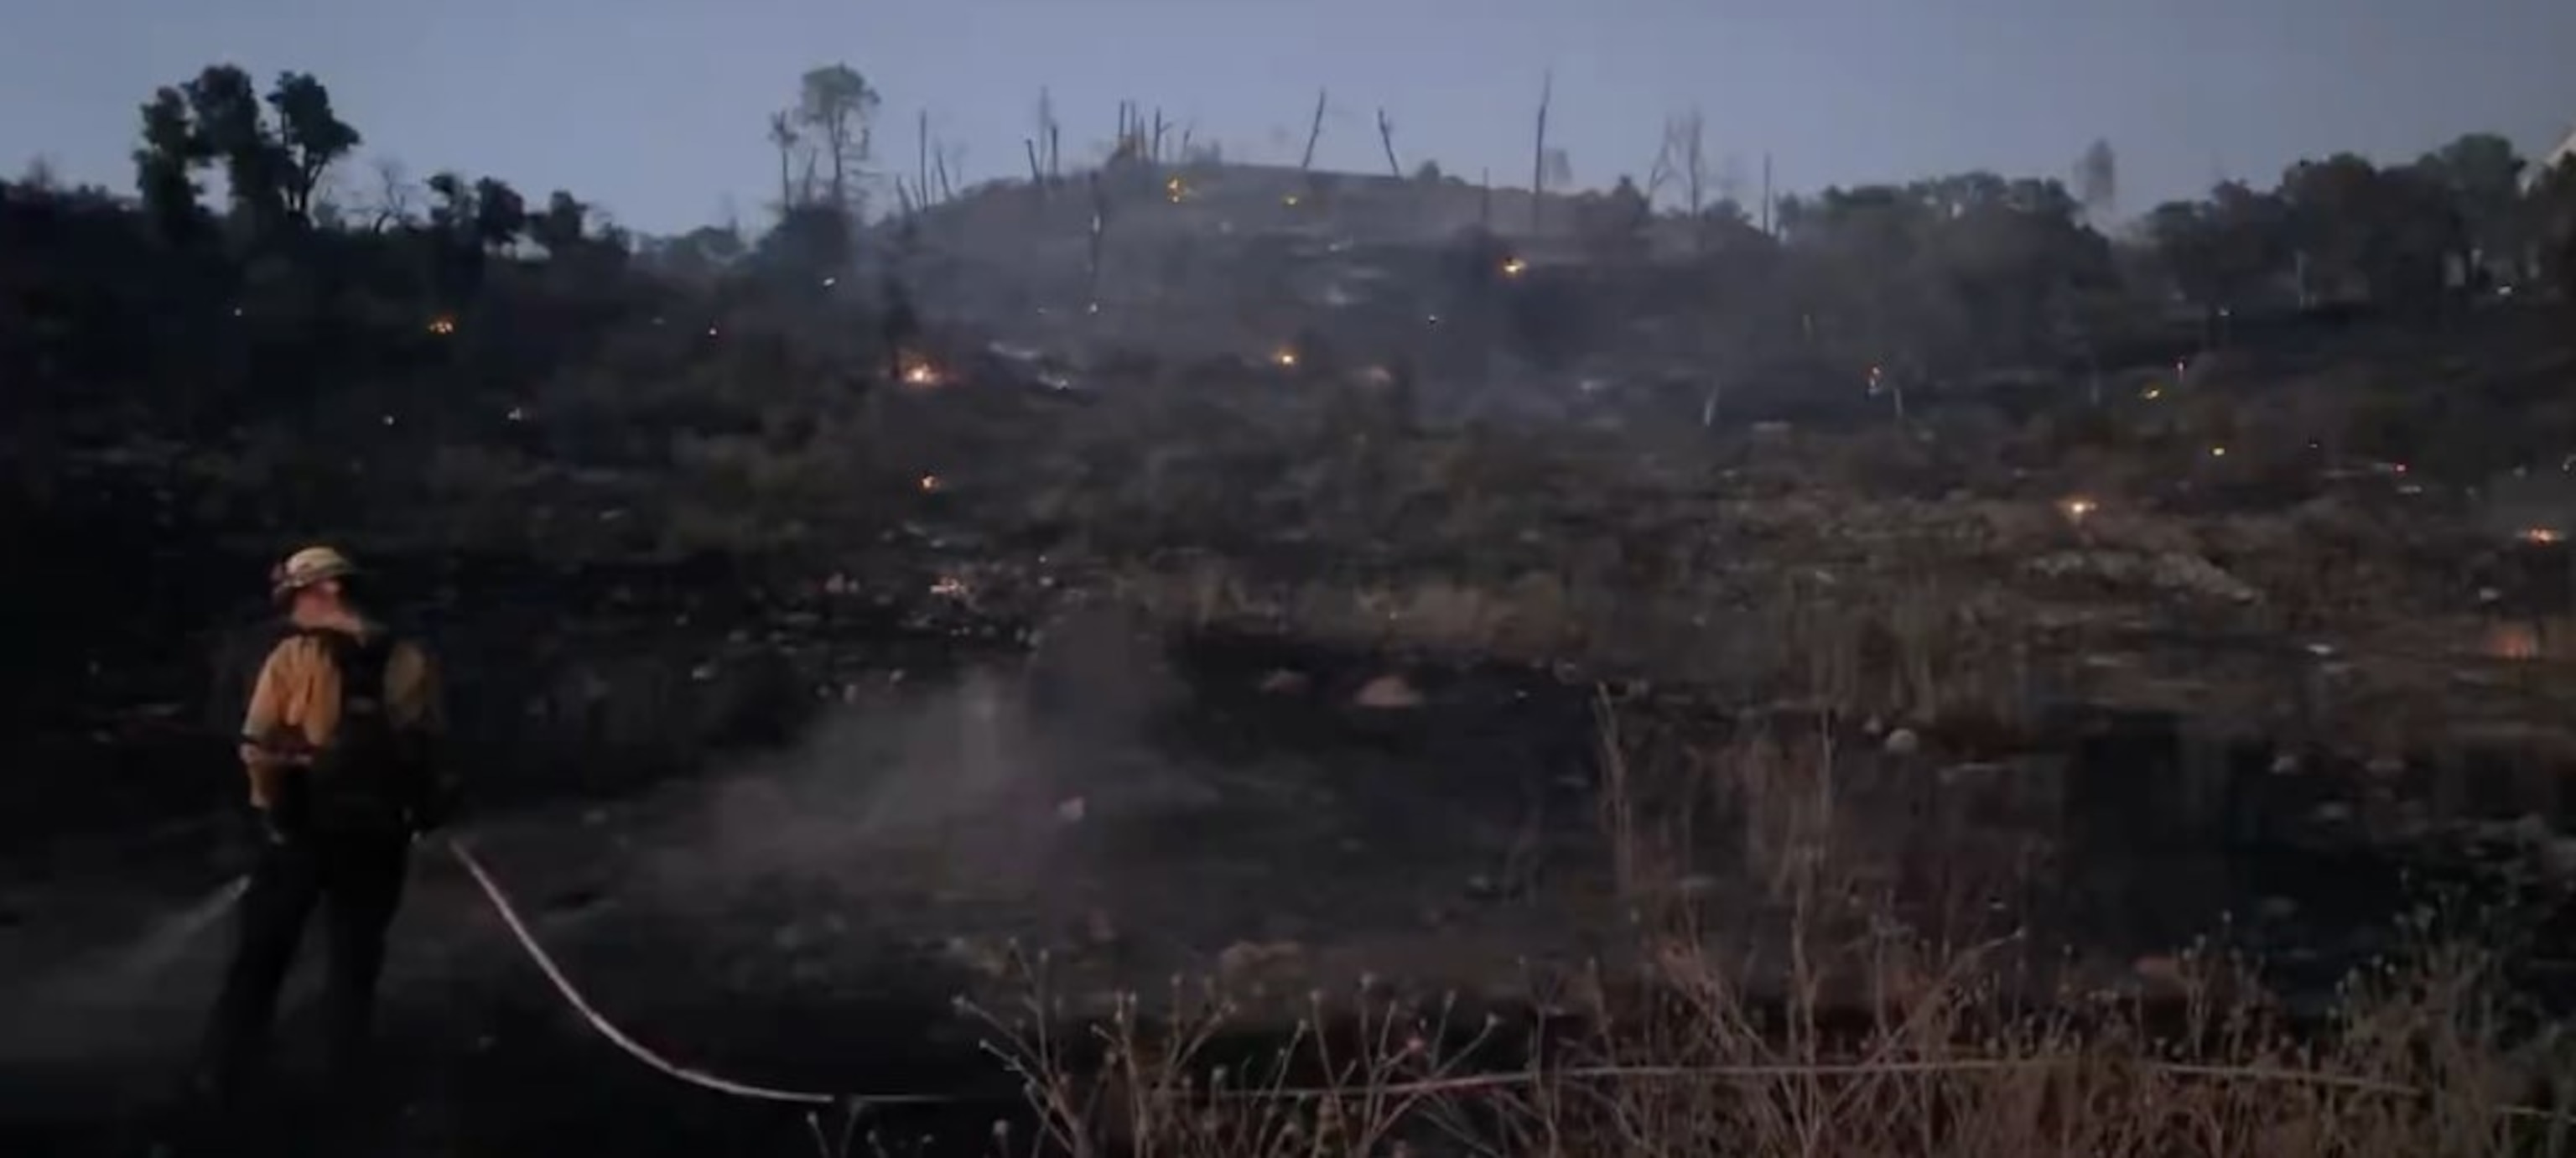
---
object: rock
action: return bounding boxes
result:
[1216,939,1304,988]
[1353,673,1424,709]
[1258,668,1311,695]
[1883,728,1921,756]
[2131,954,2189,993]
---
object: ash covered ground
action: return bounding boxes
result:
[6,91,2576,1155]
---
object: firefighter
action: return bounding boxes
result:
[193,545,450,1107]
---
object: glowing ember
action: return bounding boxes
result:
[2142,385,2162,400]
[1271,348,1300,369]
[1282,194,1301,206]
[427,316,457,335]
[1499,257,1528,278]
[2059,496,2097,522]
[1165,176,1187,204]
[2485,622,2541,661]
[2209,446,2227,458]
[899,359,944,387]
[930,575,970,600]
[2523,527,2564,545]
[918,474,942,493]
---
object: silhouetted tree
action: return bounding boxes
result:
[530,190,589,256]
[471,177,527,252]
[796,64,880,216]
[133,86,208,242]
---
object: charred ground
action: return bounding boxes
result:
[5,63,2576,1156]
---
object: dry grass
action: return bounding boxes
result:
[954,720,2576,1158]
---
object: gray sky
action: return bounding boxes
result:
[5,1,2573,233]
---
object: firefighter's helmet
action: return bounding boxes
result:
[271,545,360,600]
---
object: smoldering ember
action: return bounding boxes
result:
[5,55,2576,1158]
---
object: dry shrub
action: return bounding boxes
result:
[969,939,2569,1158]
[964,722,2575,1158]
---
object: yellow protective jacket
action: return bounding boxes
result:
[237,621,444,809]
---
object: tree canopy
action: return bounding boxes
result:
[6,59,2575,449]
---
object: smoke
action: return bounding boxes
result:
[643,601,1182,911]
[0,606,1186,1086]
[0,875,247,1069]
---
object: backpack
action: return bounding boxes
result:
[283,627,431,832]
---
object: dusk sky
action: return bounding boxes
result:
[5,1,2573,234]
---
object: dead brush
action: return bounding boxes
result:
[952,678,2575,1158]
[1563,703,2576,1158]
[962,956,1506,1158]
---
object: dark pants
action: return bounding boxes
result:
[196,823,412,1097]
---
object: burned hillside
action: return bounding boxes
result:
[8,55,2576,1158]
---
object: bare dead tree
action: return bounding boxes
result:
[1112,100,1147,162]
[1376,109,1402,178]
[1675,110,1707,219]
[766,110,803,209]
[362,156,416,233]
[1035,87,1060,181]
[935,142,960,201]
[1760,152,1774,236]
[917,109,931,205]
[1026,138,1043,184]
[1647,109,1712,249]
[1085,169,1109,307]
[1299,88,1327,170]
[1646,127,1678,206]
[1151,108,1168,165]
[1530,71,1553,232]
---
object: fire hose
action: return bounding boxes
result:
[162,834,2576,1142]
[439,837,952,1112]
[196,714,2576,1130]
[216,733,945,1114]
